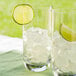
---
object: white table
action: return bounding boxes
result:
[0,35,23,54]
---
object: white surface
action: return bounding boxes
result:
[0,35,23,54]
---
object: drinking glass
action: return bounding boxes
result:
[51,9,76,76]
[23,7,52,72]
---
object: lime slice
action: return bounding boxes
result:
[13,4,34,25]
[60,24,76,42]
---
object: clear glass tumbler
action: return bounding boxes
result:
[23,7,52,72]
[51,9,76,76]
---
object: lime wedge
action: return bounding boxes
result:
[13,4,34,25]
[60,24,76,42]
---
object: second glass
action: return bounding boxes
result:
[51,9,76,76]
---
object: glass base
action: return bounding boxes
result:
[58,73,76,76]
[24,62,49,72]
[54,71,76,76]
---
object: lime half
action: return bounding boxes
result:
[13,4,34,25]
[60,24,76,42]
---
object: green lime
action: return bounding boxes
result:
[60,24,76,42]
[13,4,34,25]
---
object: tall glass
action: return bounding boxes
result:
[51,9,76,76]
[23,7,51,72]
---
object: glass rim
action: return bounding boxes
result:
[53,8,76,10]
[51,8,76,14]
[52,8,76,13]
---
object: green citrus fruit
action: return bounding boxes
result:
[13,4,34,25]
[60,24,76,42]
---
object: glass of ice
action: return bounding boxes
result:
[23,7,52,72]
[51,9,76,76]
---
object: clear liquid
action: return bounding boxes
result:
[51,31,76,75]
[23,27,51,72]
